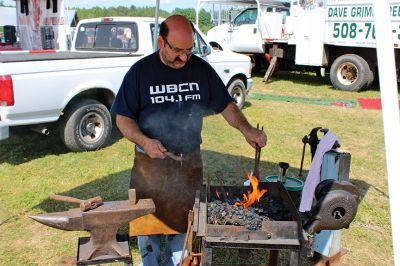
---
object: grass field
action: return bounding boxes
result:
[0,71,395,265]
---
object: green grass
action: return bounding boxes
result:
[0,71,395,265]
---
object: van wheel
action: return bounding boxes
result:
[228,79,246,109]
[60,99,112,152]
[330,54,372,92]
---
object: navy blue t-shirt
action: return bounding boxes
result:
[111,51,232,153]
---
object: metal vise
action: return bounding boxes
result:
[303,179,360,234]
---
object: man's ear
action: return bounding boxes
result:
[157,36,164,50]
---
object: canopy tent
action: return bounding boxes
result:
[0,6,76,27]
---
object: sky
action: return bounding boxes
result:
[3,0,198,12]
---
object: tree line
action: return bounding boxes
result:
[75,5,213,33]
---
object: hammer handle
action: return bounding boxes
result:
[49,195,82,204]
[165,152,183,161]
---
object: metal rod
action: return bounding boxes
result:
[298,135,308,178]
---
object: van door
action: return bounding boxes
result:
[228,8,264,53]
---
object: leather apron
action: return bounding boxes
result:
[130,148,203,233]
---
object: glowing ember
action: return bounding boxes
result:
[235,172,268,208]
[215,190,229,200]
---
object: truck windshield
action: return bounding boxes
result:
[233,8,257,26]
[75,22,138,52]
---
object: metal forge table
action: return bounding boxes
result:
[191,181,304,266]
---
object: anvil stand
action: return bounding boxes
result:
[76,234,133,266]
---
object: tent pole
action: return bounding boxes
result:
[373,0,400,264]
[153,0,160,52]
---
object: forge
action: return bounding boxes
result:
[192,181,304,266]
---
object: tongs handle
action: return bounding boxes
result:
[254,123,264,179]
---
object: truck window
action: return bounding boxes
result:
[192,30,208,56]
[75,22,138,51]
[233,8,257,26]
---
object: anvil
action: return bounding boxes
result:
[30,189,155,262]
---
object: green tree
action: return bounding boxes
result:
[75,5,170,21]
[74,6,212,34]
[171,8,212,33]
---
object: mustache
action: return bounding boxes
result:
[174,57,184,63]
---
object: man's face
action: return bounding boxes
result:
[111,27,117,37]
[158,32,194,69]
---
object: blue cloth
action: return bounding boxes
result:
[111,51,232,154]
[138,234,187,266]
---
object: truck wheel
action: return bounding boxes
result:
[330,54,372,92]
[60,99,112,152]
[228,79,246,109]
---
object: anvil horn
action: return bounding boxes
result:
[29,208,84,231]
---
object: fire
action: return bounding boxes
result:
[235,172,267,208]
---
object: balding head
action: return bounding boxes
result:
[158,15,195,69]
[159,15,194,40]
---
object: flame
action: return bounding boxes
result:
[235,172,267,208]
[215,190,230,201]
[216,190,222,200]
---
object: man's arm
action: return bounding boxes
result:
[116,114,167,158]
[221,102,267,148]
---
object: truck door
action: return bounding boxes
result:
[294,9,326,66]
[228,8,264,53]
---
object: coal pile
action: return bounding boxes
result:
[207,200,268,230]
[207,198,292,231]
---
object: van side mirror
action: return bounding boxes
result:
[201,45,211,56]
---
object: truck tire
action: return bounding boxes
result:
[330,54,372,92]
[60,99,112,152]
[228,79,246,109]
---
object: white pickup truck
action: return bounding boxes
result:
[0,17,253,151]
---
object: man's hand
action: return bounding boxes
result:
[142,139,167,159]
[242,127,267,149]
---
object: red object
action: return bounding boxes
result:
[357,98,400,110]
[265,53,271,62]
[0,46,22,51]
[102,18,114,22]
[0,75,14,106]
[29,49,56,53]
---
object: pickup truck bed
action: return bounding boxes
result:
[0,52,142,63]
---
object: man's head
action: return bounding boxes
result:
[111,27,117,37]
[158,15,194,69]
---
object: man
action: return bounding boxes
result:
[111,15,267,266]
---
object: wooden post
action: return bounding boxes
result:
[269,250,279,266]
[128,189,136,205]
